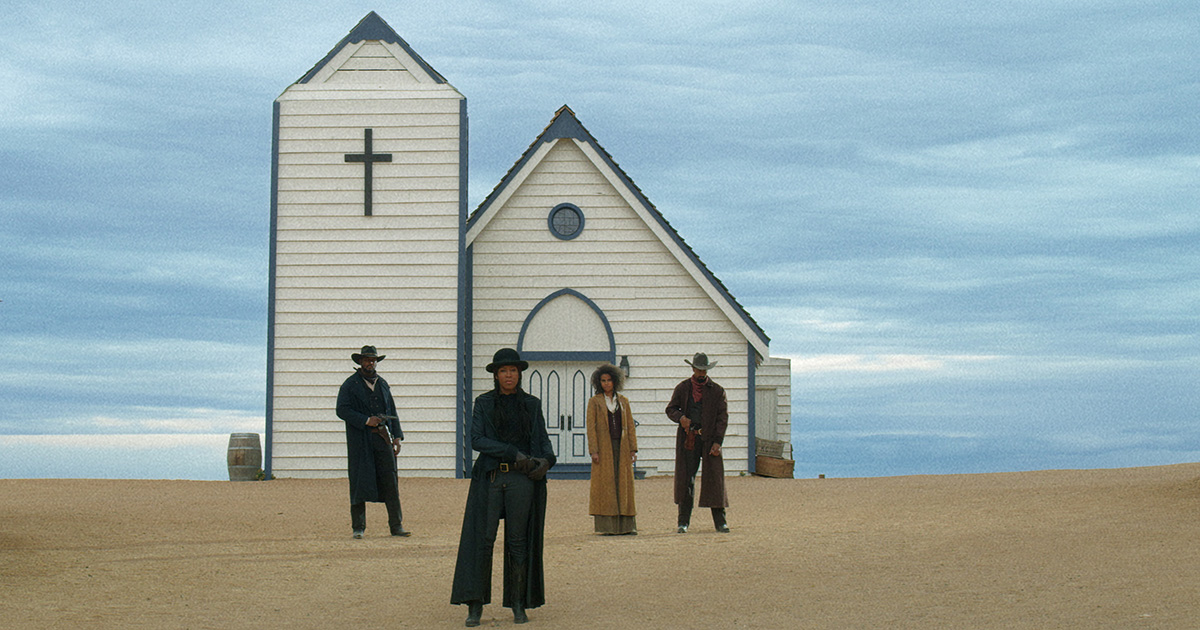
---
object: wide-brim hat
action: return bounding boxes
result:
[351,345,385,364]
[685,352,717,370]
[486,347,528,373]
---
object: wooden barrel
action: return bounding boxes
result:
[227,433,262,481]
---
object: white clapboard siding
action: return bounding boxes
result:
[270,30,465,478]
[756,357,793,455]
[470,137,756,475]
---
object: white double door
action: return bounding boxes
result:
[525,363,592,465]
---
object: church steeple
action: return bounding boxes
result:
[295,11,448,84]
[268,13,466,479]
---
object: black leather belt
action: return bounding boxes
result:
[488,463,513,482]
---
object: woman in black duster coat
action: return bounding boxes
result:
[451,349,556,626]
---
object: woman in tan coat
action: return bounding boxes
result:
[586,363,638,535]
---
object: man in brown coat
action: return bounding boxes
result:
[665,352,730,533]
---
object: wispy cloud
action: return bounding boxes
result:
[787,354,999,374]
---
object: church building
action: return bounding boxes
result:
[266,12,792,479]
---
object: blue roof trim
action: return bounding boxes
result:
[470,106,769,346]
[517,288,617,361]
[295,12,447,85]
[467,107,581,231]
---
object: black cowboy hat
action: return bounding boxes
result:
[351,345,386,364]
[684,352,717,370]
[486,347,528,372]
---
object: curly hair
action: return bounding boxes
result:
[590,363,625,394]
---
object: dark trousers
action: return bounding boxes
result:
[477,469,534,605]
[677,440,726,529]
[484,470,534,558]
[351,435,403,531]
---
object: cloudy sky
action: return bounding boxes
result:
[2,1,1197,479]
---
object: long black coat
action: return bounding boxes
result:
[665,377,729,508]
[336,371,403,505]
[450,389,556,608]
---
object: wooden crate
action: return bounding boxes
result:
[753,455,794,479]
[755,438,788,459]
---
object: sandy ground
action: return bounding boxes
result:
[3,464,1200,629]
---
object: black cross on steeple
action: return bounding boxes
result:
[344,128,392,216]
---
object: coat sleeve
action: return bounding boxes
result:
[586,396,600,457]
[336,379,369,430]
[382,381,403,441]
[622,395,637,452]
[470,395,521,461]
[530,398,557,468]
[665,381,686,424]
[711,384,729,444]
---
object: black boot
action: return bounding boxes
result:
[713,507,730,532]
[512,564,529,624]
[677,503,692,533]
[465,601,482,627]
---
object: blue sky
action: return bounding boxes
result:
[2,1,1197,479]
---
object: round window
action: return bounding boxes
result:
[548,203,584,240]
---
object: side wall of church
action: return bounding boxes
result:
[270,59,465,478]
[756,356,794,459]
[469,139,754,477]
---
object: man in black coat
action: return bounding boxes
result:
[335,345,410,538]
[451,348,555,626]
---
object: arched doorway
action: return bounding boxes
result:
[518,289,615,467]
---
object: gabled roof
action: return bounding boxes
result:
[467,106,770,350]
[294,12,447,85]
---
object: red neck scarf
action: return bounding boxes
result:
[691,374,707,403]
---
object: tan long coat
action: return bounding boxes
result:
[586,393,637,516]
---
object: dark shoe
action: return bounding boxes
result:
[465,601,482,627]
[513,602,528,624]
[352,530,364,539]
[677,524,689,534]
[716,523,731,533]
[391,526,411,537]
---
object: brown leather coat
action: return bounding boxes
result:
[665,377,729,508]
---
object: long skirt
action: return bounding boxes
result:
[594,438,637,535]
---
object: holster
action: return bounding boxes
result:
[371,425,392,443]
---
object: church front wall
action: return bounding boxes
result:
[469,139,753,477]
[269,83,465,479]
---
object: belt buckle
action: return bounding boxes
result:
[499,463,510,473]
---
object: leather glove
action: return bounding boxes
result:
[512,452,534,474]
[527,457,550,481]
